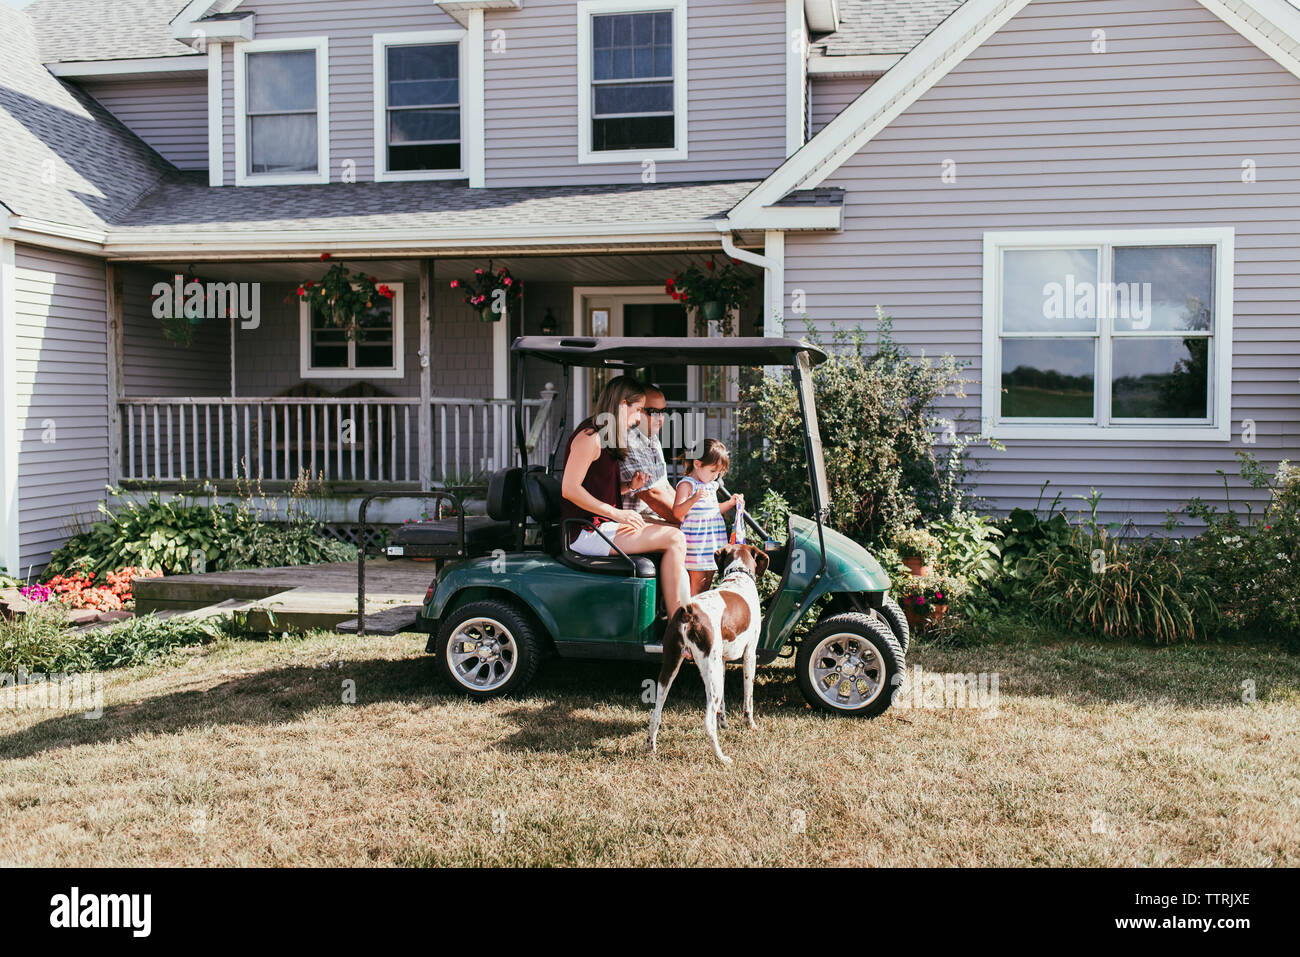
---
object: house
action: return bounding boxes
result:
[1,0,1297,575]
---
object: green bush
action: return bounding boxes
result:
[1176,453,1299,642]
[45,477,356,578]
[732,311,994,545]
[0,606,222,673]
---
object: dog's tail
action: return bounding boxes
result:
[660,604,708,681]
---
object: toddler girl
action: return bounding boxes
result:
[672,438,745,596]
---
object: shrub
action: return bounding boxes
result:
[732,311,993,545]
[45,475,357,579]
[898,573,968,614]
[930,510,1003,583]
[1176,453,1299,641]
[0,607,222,673]
[1025,492,1215,644]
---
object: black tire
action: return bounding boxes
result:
[795,612,904,718]
[873,594,910,657]
[435,598,540,700]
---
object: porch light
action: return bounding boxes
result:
[540,307,558,336]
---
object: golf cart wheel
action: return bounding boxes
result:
[436,599,540,700]
[796,612,903,718]
[874,595,910,657]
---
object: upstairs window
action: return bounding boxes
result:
[236,38,330,185]
[982,229,1235,441]
[578,1,687,163]
[374,31,467,181]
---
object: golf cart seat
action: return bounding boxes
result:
[385,468,521,559]
[522,470,657,578]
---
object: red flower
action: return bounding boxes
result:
[377,284,393,299]
[671,292,680,301]
[305,281,314,289]
[450,279,460,288]
[707,260,715,270]
[320,252,331,261]
[296,286,305,296]
[503,277,512,286]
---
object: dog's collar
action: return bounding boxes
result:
[720,563,757,584]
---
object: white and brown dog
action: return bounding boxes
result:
[646,543,770,764]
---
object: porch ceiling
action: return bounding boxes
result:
[143,251,762,285]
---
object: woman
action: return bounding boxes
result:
[560,375,689,618]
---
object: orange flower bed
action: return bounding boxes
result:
[45,566,163,612]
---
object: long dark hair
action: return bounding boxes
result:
[574,375,645,462]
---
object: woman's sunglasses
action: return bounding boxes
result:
[643,407,667,417]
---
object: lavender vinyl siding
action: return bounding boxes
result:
[81,76,210,171]
[484,0,789,186]
[13,246,110,569]
[809,75,874,134]
[784,0,1300,528]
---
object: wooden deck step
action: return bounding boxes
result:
[336,605,423,635]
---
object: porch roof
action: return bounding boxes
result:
[104,177,780,254]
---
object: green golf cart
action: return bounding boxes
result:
[384,336,908,717]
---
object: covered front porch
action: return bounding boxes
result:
[107,248,767,503]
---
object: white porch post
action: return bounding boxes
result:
[0,238,20,575]
[493,307,508,399]
[106,263,124,485]
[466,10,486,189]
[418,259,434,491]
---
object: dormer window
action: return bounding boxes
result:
[235,38,330,186]
[374,30,468,181]
[578,1,688,164]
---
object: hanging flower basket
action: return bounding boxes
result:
[153,270,234,348]
[451,262,523,322]
[665,258,754,336]
[294,254,394,341]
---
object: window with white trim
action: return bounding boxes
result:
[300,284,405,379]
[577,0,688,163]
[373,30,467,181]
[982,229,1234,441]
[235,38,329,185]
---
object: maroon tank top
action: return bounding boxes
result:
[560,426,621,545]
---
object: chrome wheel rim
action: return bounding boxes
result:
[809,632,886,710]
[447,617,517,692]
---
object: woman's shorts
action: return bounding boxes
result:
[571,523,623,557]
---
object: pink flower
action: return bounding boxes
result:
[450,279,460,288]
[474,268,484,275]
[503,277,512,286]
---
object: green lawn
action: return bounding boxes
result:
[0,630,1296,866]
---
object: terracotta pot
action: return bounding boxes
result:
[901,557,933,577]
[904,602,949,632]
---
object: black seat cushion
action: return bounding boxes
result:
[387,515,514,558]
[557,550,657,578]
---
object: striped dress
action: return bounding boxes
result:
[677,474,728,571]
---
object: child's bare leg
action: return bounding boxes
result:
[688,570,713,595]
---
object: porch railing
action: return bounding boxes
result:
[117,391,557,486]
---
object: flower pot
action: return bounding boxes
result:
[901,557,932,577]
[701,300,724,322]
[904,603,948,632]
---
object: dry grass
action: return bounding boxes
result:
[0,630,1296,866]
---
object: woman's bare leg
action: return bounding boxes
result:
[613,524,688,617]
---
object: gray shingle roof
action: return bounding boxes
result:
[109,177,763,237]
[0,6,176,231]
[25,0,197,63]
[815,0,967,56]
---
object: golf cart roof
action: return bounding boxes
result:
[511,336,827,368]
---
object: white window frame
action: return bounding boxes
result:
[981,228,1234,442]
[577,0,689,164]
[373,29,470,182]
[299,283,405,379]
[235,37,331,186]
